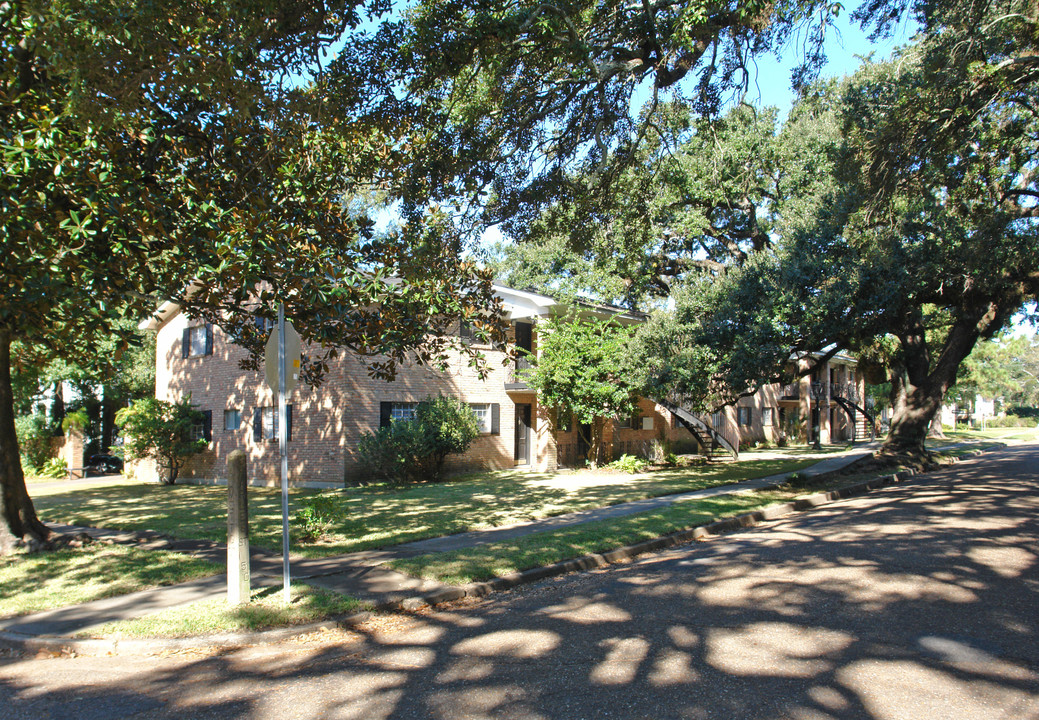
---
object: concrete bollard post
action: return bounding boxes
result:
[227,450,250,605]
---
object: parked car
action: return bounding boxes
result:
[86,453,124,475]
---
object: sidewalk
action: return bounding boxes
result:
[1,444,883,642]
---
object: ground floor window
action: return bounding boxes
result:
[254,405,292,441]
[469,402,500,435]
[189,410,212,442]
[224,409,241,431]
[379,401,419,428]
[762,407,774,427]
[737,407,753,426]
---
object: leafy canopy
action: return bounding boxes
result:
[115,398,207,485]
[521,312,641,427]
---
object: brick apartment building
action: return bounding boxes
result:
[140,285,868,487]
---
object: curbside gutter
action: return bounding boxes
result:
[0,446,996,656]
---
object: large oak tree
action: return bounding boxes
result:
[0,1,505,553]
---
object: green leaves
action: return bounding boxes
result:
[521,311,641,426]
[115,398,207,484]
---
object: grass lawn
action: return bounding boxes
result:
[0,545,219,619]
[79,583,365,638]
[32,456,816,558]
[385,457,932,585]
[388,490,795,584]
[943,426,1039,443]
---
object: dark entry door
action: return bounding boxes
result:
[514,403,532,465]
[577,422,592,462]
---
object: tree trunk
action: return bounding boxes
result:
[101,384,120,452]
[882,307,1001,459]
[587,418,606,467]
[50,380,65,430]
[0,330,52,554]
[884,381,943,457]
[928,412,946,438]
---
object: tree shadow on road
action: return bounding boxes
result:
[2,446,1038,719]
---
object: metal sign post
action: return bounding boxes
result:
[277,305,290,603]
[264,305,300,604]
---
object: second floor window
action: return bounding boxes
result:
[182,324,213,358]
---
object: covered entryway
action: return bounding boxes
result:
[514,403,532,466]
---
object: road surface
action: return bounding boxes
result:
[2,444,1037,719]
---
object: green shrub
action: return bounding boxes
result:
[985,415,1037,428]
[609,453,649,474]
[116,397,207,485]
[358,421,426,485]
[39,457,68,479]
[293,495,345,543]
[785,471,809,488]
[358,395,481,485]
[16,413,55,472]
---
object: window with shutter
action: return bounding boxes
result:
[184,324,213,358]
[256,405,293,441]
[470,403,495,434]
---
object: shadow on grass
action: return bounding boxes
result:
[0,545,217,618]
[33,457,818,559]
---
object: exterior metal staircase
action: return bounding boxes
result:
[655,397,739,460]
[831,384,876,442]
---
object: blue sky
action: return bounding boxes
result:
[746,6,917,116]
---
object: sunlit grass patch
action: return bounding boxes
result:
[80,583,365,638]
[34,456,817,558]
[0,545,219,619]
[388,490,794,585]
[940,427,1039,443]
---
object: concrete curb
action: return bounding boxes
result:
[0,445,997,656]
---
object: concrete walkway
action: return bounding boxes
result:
[1,444,884,640]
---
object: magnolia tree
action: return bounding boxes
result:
[520,313,641,466]
[0,1,506,553]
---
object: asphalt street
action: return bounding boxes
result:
[2,444,1037,720]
